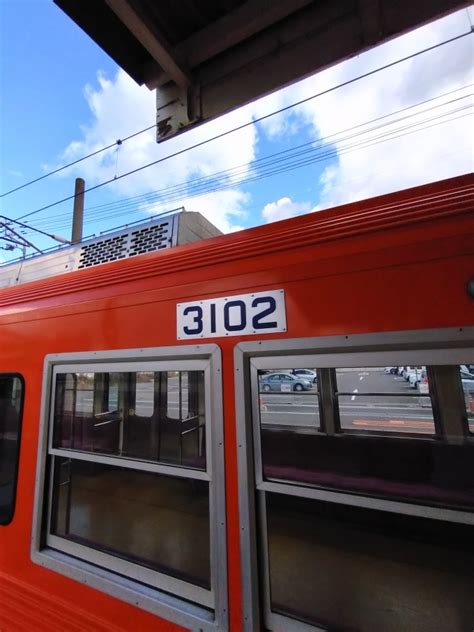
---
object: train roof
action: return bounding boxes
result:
[0,174,472,315]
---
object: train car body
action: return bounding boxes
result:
[0,174,473,632]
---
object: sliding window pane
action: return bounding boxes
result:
[51,458,210,588]
[265,492,474,632]
[336,367,435,434]
[53,370,206,469]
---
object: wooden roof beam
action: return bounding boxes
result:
[145,0,314,89]
[104,0,191,88]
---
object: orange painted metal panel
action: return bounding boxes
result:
[0,174,473,631]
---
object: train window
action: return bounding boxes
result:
[52,369,206,469]
[51,459,211,588]
[264,493,474,631]
[335,367,435,434]
[0,374,24,525]
[32,347,227,630]
[239,333,474,632]
[257,362,474,509]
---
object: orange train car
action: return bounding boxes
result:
[0,174,473,632]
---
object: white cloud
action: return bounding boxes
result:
[262,197,311,223]
[256,8,474,210]
[53,69,259,231]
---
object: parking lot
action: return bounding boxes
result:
[259,367,473,434]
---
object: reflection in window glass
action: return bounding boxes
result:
[108,372,119,411]
[460,364,474,432]
[51,458,210,588]
[135,371,154,417]
[77,372,94,414]
[167,372,191,420]
[336,367,435,434]
[53,370,206,470]
[0,375,23,524]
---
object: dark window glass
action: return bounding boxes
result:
[265,492,474,632]
[0,375,24,525]
[53,370,206,470]
[261,430,474,510]
[51,458,210,588]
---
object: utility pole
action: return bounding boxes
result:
[71,177,85,244]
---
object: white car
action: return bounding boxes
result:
[408,367,425,388]
[291,369,318,382]
[403,366,423,382]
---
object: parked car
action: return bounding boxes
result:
[259,372,313,392]
[402,366,423,382]
[384,367,398,374]
[408,366,425,388]
[291,369,318,382]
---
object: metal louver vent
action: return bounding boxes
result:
[77,220,173,268]
[78,235,128,268]
[129,223,171,256]
[0,210,222,288]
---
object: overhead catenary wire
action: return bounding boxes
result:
[54,88,474,219]
[26,106,473,233]
[0,124,158,199]
[26,103,472,234]
[25,94,473,233]
[14,29,473,223]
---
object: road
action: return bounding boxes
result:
[260,368,436,434]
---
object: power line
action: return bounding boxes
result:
[65,88,473,219]
[26,92,472,233]
[15,29,472,223]
[0,215,70,245]
[27,107,472,233]
[27,103,472,234]
[0,124,158,199]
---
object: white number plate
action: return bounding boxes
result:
[177,289,287,339]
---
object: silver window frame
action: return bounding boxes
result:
[32,344,228,632]
[235,326,474,632]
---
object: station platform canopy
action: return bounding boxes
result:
[55,0,470,141]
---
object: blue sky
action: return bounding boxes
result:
[0,1,473,260]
